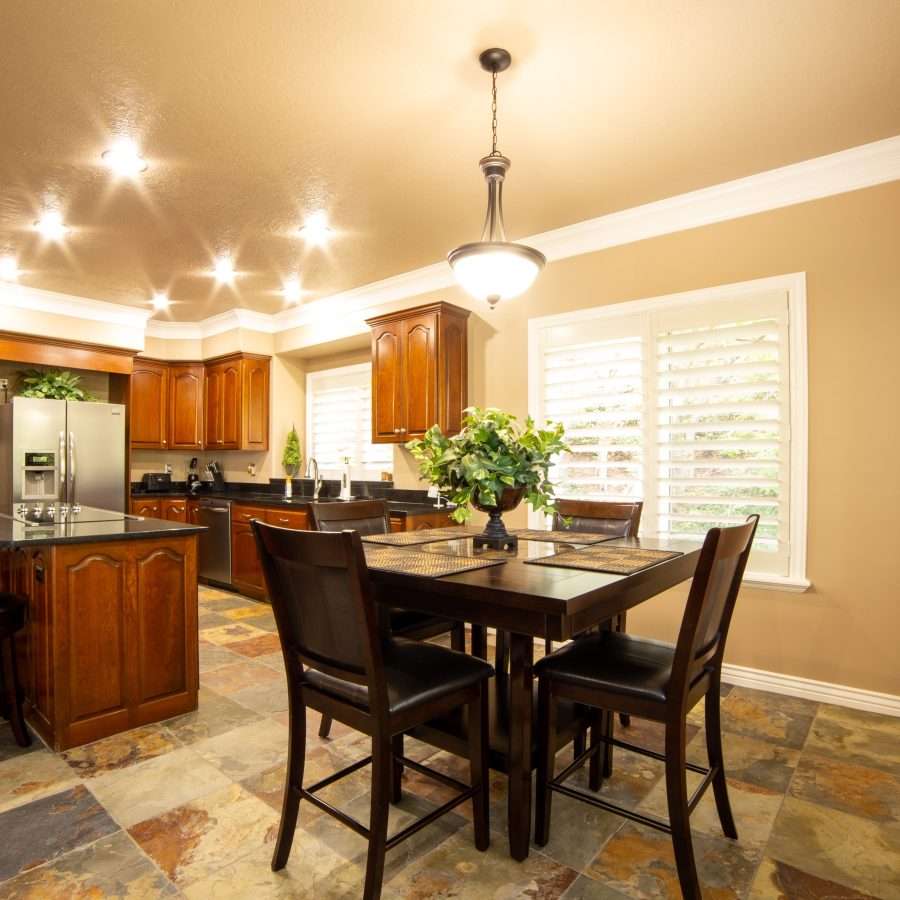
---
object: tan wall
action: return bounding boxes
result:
[387,182,900,695]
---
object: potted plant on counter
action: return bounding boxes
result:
[282,425,301,499]
[406,406,568,550]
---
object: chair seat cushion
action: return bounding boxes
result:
[304,638,493,717]
[0,593,27,636]
[535,631,676,704]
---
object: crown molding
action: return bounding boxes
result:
[0,280,153,329]
[8,134,900,343]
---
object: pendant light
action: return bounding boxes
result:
[448,48,545,309]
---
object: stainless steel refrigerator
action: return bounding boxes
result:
[0,397,126,511]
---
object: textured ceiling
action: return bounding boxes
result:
[1,0,899,321]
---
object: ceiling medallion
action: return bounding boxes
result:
[448,48,545,309]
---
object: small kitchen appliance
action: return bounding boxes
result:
[141,472,173,493]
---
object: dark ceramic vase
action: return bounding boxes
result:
[472,485,525,551]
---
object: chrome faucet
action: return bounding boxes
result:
[305,457,322,500]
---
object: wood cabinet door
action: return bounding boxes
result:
[242,357,269,450]
[402,312,438,440]
[131,499,161,518]
[130,360,168,448]
[263,507,308,530]
[405,511,456,530]
[371,322,404,441]
[221,361,241,449]
[160,498,188,522]
[168,364,204,449]
[204,364,222,448]
[187,500,200,524]
[132,543,196,713]
[231,523,265,596]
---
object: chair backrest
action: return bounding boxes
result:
[553,500,643,538]
[252,521,388,710]
[309,499,390,535]
[670,515,759,701]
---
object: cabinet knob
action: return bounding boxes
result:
[394,428,400,434]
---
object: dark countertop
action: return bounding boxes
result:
[0,516,205,548]
[130,489,453,517]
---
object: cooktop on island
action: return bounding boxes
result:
[7,502,130,527]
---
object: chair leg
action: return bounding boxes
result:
[364,733,392,900]
[318,713,332,738]
[271,699,306,871]
[470,624,487,659]
[588,708,603,791]
[0,636,30,748]
[602,708,614,778]
[665,719,702,900]
[450,621,465,652]
[614,614,630,728]
[468,681,491,851]
[573,725,586,762]
[544,638,553,656]
[705,680,737,839]
[390,733,404,805]
[534,676,556,847]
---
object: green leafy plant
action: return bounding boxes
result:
[17,369,96,401]
[282,425,301,476]
[406,406,569,524]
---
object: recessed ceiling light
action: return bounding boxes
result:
[150,292,170,310]
[298,211,333,247]
[213,255,236,283]
[0,254,19,281]
[282,276,303,303]
[34,210,68,241]
[102,138,148,177]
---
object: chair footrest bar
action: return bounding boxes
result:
[304,755,372,795]
[592,732,710,776]
[687,764,718,814]
[552,737,604,786]
[550,782,672,834]
[398,755,471,794]
[384,786,476,851]
[301,789,370,839]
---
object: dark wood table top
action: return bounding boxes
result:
[369,534,702,641]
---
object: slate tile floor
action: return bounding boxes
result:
[0,586,898,898]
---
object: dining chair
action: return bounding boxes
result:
[0,592,31,748]
[534,516,759,900]
[253,522,492,900]
[309,499,466,739]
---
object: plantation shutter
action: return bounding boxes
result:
[307,364,393,479]
[654,293,791,575]
[537,289,794,578]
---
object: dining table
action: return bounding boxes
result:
[365,528,703,861]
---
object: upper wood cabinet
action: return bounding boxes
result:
[203,352,270,451]
[130,359,169,448]
[168,363,205,449]
[366,302,469,443]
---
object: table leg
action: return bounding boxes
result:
[507,632,534,861]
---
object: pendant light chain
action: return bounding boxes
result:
[490,70,500,156]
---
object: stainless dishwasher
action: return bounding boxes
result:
[196,497,232,587]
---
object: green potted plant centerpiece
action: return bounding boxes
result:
[282,425,301,499]
[406,406,568,551]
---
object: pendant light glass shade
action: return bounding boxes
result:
[448,50,545,308]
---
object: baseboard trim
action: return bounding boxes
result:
[721,663,900,718]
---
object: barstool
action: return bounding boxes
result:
[0,592,31,748]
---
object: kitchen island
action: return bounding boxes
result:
[0,512,204,751]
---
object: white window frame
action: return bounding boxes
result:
[305,362,393,481]
[528,273,809,592]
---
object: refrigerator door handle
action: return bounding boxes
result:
[69,431,76,505]
[59,430,66,497]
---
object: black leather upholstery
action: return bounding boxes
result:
[559,516,632,536]
[303,638,493,716]
[535,631,676,704]
[309,500,390,536]
[0,593,27,635]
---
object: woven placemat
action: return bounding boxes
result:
[363,545,505,578]
[513,529,616,545]
[362,526,474,547]
[525,545,682,575]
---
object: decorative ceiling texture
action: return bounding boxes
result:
[1,0,899,321]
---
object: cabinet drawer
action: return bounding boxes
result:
[263,508,308,530]
[131,499,161,518]
[160,498,188,522]
[231,505,269,524]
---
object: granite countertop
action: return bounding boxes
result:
[0,516,205,548]
[130,488,453,517]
